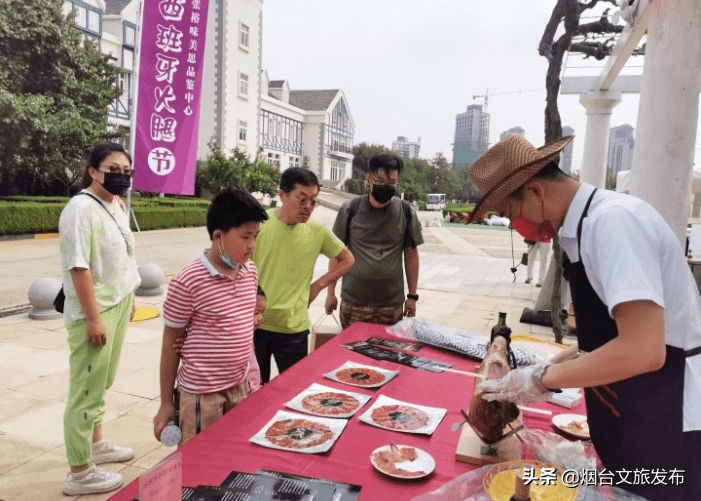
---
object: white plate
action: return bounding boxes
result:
[358,395,447,436]
[552,413,590,439]
[370,444,435,479]
[284,383,371,418]
[324,361,398,388]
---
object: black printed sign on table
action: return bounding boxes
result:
[256,470,362,501]
[176,468,362,501]
[342,342,452,373]
[365,337,423,352]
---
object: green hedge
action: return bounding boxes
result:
[0,202,66,234]
[0,197,211,235]
[130,207,208,231]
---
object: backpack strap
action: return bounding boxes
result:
[401,199,415,248]
[345,195,363,244]
[345,196,414,246]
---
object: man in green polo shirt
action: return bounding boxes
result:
[326,154,423,328]
[252,168,354,383]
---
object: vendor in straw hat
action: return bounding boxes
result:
[471,134,701,501]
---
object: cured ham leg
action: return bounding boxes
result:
[467,333,519,444]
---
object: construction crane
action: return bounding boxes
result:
[472,87,544,112]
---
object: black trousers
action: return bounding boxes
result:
[253,328,309,384]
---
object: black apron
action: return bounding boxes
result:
[562,189,701,501]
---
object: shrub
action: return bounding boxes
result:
[0,202,65,234]
[0,196,211,235]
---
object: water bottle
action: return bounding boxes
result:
[160,421,181,447]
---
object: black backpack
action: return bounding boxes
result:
[345,196,413,245]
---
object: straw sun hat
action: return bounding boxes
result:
[467,134,574,223]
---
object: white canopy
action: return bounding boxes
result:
[616,168,701,194]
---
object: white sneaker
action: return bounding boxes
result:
[63,465,123,495]
[92,439,134,464]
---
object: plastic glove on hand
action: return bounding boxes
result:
[478,363,552,403]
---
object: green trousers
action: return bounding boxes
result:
[63,294,132,466]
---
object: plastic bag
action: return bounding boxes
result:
[521,429,597,472]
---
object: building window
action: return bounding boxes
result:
[67,0,102,37]
[259,109,303,155]
[124,22,136,48]
[109,71,132,121]
[289,157,299,168]
[239,121,247,142]
[239,23,249,49]
[330,161,346,181]
[325,99,354,157]
[267,153,280,169]
[122,47,134,70]
[239,73,248,97]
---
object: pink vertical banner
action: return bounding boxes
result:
[132,0,209,195]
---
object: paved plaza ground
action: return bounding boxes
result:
[0,197,564,501]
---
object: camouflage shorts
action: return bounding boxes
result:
[339,300,404,330]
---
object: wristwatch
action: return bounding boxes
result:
[532,364,562,393]
[406,293,419,301]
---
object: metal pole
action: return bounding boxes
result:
[127,0,145,216]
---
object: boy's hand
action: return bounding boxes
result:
[171,336,186,357]
[153,402,176,441]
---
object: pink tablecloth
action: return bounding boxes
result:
[108,322,586,500]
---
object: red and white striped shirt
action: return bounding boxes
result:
[163,250,258,393]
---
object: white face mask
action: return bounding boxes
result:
[217,240,240,269]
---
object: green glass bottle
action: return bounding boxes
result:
[491,312,508,342]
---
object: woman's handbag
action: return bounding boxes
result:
[54,287,65,313]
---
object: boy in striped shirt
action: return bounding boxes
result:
[153,189,268,445]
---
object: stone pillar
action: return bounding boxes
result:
[629,0,701,250]
[578,90,622,188]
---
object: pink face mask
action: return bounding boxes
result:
[510,198,556,242]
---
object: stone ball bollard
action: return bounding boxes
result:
[135,263,165,296]
[28,277,63,320]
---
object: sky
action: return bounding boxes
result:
[259,0,648,175]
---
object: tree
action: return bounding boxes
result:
[605,166,617,190]
[0,0,123,196]
[351,143,394,179]
[539,0,628,342]
[196,144,280,197]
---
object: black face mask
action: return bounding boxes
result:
[102,172,131,197]
[371,184,396,204]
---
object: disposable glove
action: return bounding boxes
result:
[478,362,553,403]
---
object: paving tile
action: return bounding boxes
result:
[124,399,161,423]
[131,444,173,470]
[0,365,39,391]
[0,323,68,350]
[100,414,162,466]
[0,391,66,448]
[0,434,55,476]
[0,314,33,327]
[103,391,151,424]
[110,368,160,400]
[10,370,69,402]
[0,343,70,377]
[123,326,163,345]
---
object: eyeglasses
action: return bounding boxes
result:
[98,168,133,177]
[292,194,318,208]
[370,176,398,188]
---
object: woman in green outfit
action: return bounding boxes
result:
[59,143,141,496]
